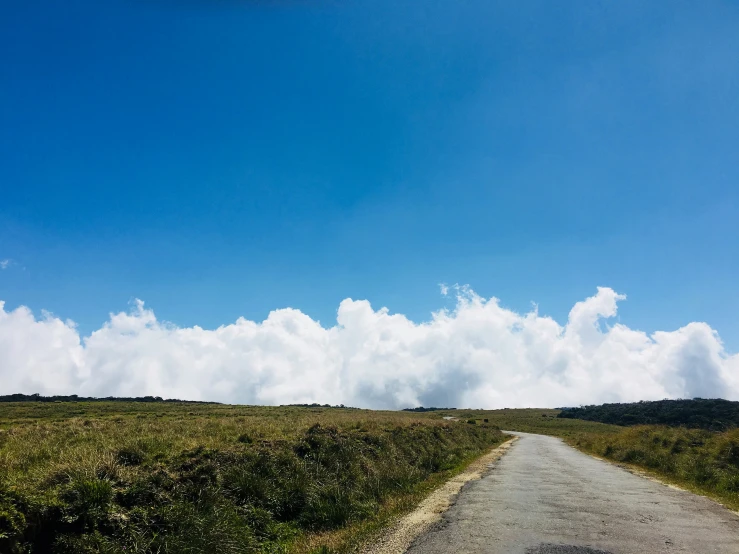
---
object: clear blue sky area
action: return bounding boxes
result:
[1,1,738,348]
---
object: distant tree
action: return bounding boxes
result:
[558,399,739,431]
[0,393,218,404]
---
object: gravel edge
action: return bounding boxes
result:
[359,435,518,554]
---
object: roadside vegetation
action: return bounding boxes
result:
[434,405,739,511]
[0,401,506,554]
[570,425,739,509]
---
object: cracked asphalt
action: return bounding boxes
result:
[406,432,739,553]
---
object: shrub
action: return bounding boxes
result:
[115,447,144,467]
[0,498,25,552]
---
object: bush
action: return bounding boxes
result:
[62,478,114,527]
[0,498,25,552]
[115,447,144,467]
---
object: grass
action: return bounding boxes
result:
[0,402,506,553]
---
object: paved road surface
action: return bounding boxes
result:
[406,432,739,554]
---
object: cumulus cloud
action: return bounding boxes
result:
[1,287,737,408]
[0,259,12,270]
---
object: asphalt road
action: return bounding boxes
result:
[406,432,739,554]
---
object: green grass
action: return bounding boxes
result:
[0,402,506,553]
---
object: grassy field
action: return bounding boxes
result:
[434,408,739,511]
[3,402,737,553]
[0,402,506,554]
[437,407,623,437]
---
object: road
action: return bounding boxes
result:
[406,432,739,554]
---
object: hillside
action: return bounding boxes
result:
[557,399,739,431]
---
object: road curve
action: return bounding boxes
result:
[406,432,739,554]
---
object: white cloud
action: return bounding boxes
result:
[0,259,12,270]
[0,287,737,408]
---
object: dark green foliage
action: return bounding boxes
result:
[0,393,217,404]
[61,478,114,525]
[236,433,254,444]
[0,492,26,553]
[116,447,145,467]
[559,399,739,431]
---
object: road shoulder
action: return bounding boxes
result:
[567,440,739,517]
[360,435,518,554]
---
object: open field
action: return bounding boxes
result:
[0,402,505,554]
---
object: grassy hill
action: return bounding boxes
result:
[557,399,739,431]
[0,401,505,554]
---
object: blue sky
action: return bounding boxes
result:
[2,0,738,350]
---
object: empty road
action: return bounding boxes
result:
[406,432,739,554]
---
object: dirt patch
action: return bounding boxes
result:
[360,436,517,554]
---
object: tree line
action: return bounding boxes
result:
[402,406,456,412]
[558,398,739,431]
[0,393,217,404]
